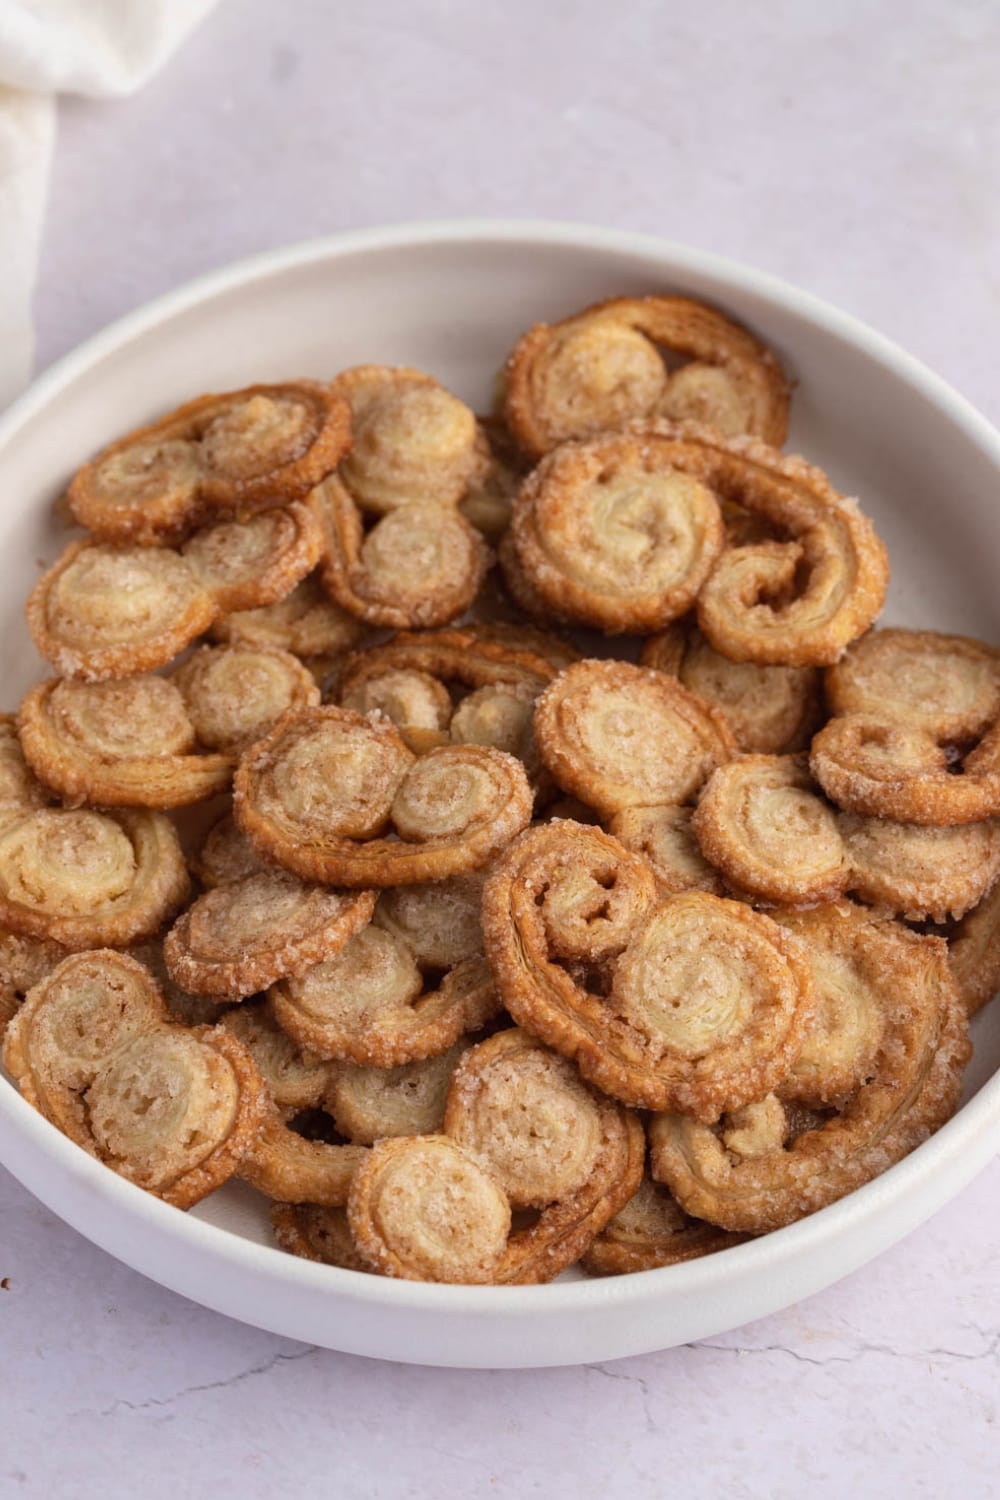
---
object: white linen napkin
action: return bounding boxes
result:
[0,0,216,410]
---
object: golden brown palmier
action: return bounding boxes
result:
[190,810,270,889]
[347,1134,512,1283]
[271,1203,372,1273]
[607,804,726,898]
[238,1098,366,1206]
[235,706,532,886]
[163,870,376,1001]
[949,880,1000,1017]
[534,659,735,818]
[0,715,49,832]
[180,499,324,614]
[504,295,789,458]
[220,1000,332,1113]
[0,807,189,948]
[18,675,233,809]
[270,929,499,1067]
[27,541,218,682]
[325,1039,472,1145]
[482,821,814,1119]
[811,712,1000,826]
[826,628,1000,740]
[692,755,848,907]
[172,645,320,753]
[649,916,968,1233]
[4,950,264,1206]
[315,477,490,630]
[67,381,351,543]
[582,1174,748,1276]
[641,624,822,754]
[373,872,486,967]
[331,365,489,516]
[210,571,364,658]
[507,428,725,632]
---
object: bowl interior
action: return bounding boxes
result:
[1,223,998,1360]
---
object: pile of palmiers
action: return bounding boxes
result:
[1,294,988,1285]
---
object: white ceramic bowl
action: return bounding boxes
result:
[1,221,998,1369]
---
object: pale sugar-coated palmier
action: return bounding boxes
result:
[180,499,324,614]
[694,754,1000,920]
[949,880,1000,1017]
[271,1203,372,1273]
[373,872,486,967]
[315,477,490,630]
[269,927,499,1067]
[339,667,453,751]
[692,755,848,907]
[507,428,726,633]
[0,715,48,832]
[0,807,189,948]
[444,1028,621,1210]
[210,571,364,659]
[482,820,814,1120]
[171,645,320,753]
[649,916,969,1233]
[325,1038,472,1145]
[582,1173,749,1277]
[641,623,822,754]
[67,381,351,543]
[220,999,332,1113]
[235,705,532,886]
[164,870,376,1001]
[3,950,266,1206]
[772,904,897,1109]
[191,810,270,889]
[825,628,1000,740]
[503,294,790,458]
[607,804,726,898]
[27,541,217,682]
[331,365,490,517]
[534,659,735,818]
[591,422,891,666]
[811,712,1000,826]
[238,1096,366,1206]
[460,413,528,540]
[0,928,69,1040]
[347,1135,513,1284]
[18,675,233,809]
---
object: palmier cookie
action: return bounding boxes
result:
[234,705,532,886]
[503,294,790,458]
[3,950,264,1207]
[534,659,735,818]
[67,381,350,543]
[482,820,814,1120]
[649,914,969,1232]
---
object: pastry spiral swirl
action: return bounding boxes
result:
[347,1135,512,1283]
[331,365,489,516]
[210,572,363,659]
[534,659,735,817]
[507,428,726,632]
[67,381,351,543]
[27,541,217,681]
[326,1039,472,1145]
[649,914,969,1232]
[18,675,234,808]
[504,295,790,458]
[482,821,814,1119]
[641,624,821,754]
[826,628,1000,740]
[0,807,189,948]
[0,715,49,832]
[316,477,490,630]
[582,1173,748,1276]
[235,706,532,886]
[172,645,320,753]
[163,870,376,1000]
[180,499,324,614]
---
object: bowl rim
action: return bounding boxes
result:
[2,215,999,1324]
